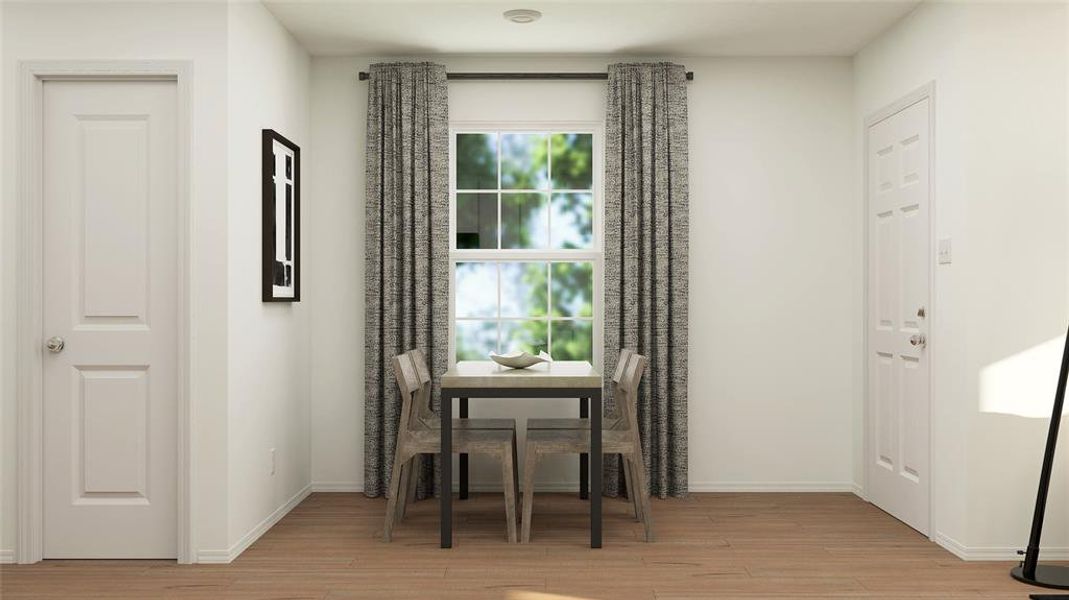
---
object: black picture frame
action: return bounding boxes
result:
[262,129,300,302]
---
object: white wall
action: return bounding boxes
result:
[225,1,311,554]
[0,0,232,560]
[308,55,858,492]
[854,1,1069,558]
[0,0,314,562]
[8,0,1061,566]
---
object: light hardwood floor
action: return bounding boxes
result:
[0,492,1045,599]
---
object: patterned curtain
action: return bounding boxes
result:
[364,62,449,498]
[604,62,690,498]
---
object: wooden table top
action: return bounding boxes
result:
[440,360,602,389]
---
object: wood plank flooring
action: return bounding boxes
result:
[0,492,1048,599]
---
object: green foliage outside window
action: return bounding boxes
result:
[454,130,596,363]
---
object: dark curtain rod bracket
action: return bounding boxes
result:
[357,71,694,81]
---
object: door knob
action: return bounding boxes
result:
[45,336,64,353]
[909,333,926,348]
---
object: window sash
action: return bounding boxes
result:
[455,189,593,194]
[450,126,602,254]
[454,317,596,362]
[448,122,604,368]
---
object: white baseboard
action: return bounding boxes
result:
[0,549,14,564]
[467,481,583,493]
[311,481,582,493]
[194,549,232,564]
[311,481,860,494]
[934,531,1069,561]
[688,481,858,493]
[311,481,363,492]
[195,484,311,564]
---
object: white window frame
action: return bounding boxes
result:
[448,120,604,371]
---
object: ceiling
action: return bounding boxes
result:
[264,0,921,57]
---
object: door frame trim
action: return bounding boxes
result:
[861,81,937,538]
[16,60,194,564]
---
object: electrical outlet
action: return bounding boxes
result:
[270,448,276,475]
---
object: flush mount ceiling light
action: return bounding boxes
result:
[503,9,542,24]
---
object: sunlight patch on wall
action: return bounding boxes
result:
[980,335,1066,418]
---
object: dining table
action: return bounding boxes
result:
[439,360,604,548]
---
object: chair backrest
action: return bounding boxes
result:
[405,348,437,427]
[615,352,647,432]
[606,348,633,421]
[390,353,424,432]
[611,348,633,388]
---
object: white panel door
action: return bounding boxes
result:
[866,97,931,536]
[43,80,178,558]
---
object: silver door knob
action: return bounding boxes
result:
[45,336,64,353]
[909,334,926,348]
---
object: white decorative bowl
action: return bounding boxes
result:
[488,350,552,369]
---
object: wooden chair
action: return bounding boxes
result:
[406,349,516,432]
[402,349,517,507]
[521,352,652,543]
[384,352,519,543]
[525,349,640,513]
[526,348,633,432]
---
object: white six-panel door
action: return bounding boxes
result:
[42,80,178,558]
[866,97,931,536]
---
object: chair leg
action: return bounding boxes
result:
[383,449,408,542]
[399,455,419,520]
[521,446,540,543]
[622,455,639,521]
[511,432,520,515]
[630,452,654,542]
[501,448,518,543]
[394,456,411,524]
[628,456,648,527]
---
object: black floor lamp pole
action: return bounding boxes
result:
[1012,324,1069,590]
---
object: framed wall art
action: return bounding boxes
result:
[262,129,300,302]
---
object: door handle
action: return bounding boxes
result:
[909,334,926,348]
[45,336,65,353]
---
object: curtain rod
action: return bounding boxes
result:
[357,71,694,81]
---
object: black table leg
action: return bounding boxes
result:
[579,397,589,500]
[440,393,453,549]
[459,398,469,500]
[590,389,602,548]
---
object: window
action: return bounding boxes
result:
[450,127,601,365]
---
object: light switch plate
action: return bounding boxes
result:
[938,238,952,264]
